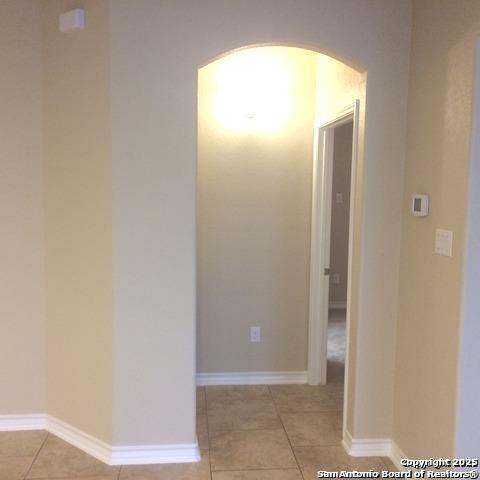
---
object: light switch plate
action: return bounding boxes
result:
[59,9,85,33]
[435,228,453,257]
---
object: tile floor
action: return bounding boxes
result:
[0,384,394,480]
[1,309,395,479]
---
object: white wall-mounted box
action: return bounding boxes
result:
[59,9,85,33]
[412,194,429,217]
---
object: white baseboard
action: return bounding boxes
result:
[0,414,47,431]
[0,414,200,465]
[342,430,391,457]
[329,301,347,309]
[390,440,408,471]
[343,430,406,470]
[111,443,201,465]
[196,371,307,386]
[47,415,111,464]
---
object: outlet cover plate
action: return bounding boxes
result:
[250,326,261,342]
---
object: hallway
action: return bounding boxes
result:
[1,383,394,479]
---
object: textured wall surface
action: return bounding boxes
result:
[110,0,411,444]
[42,0,113,443]
[394,0,480,457]
[0,0,411,449]
[0,0,46,415]
[197,47,317,374]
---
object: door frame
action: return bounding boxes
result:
[307,100,360,386]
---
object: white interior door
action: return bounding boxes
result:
[307,101,359,386]
[307,127,334,385]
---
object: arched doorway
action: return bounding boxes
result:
[195,45,365,461]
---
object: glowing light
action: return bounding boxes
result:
[211,49,290,132]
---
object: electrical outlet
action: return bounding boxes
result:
[250,326,261,342]
[335,192,343,204]
[333,273,340,284]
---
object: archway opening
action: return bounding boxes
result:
[195,45,366,458]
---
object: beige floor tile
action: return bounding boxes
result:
[26,434,119,479]
[120,451,211,479]
[197,413,209,450]
[209,429,297,471]
[274,397,342,414]
[0,456,34,480]
[208,399,281,431]
[270,384,342,402]
[0,430,47,457]
[206,385,270,409]
[46,477,119,480]
[302,466,324,479]
[281,412,342,446]
[294,445,386,471]
[382,458,398,471]
[212,469,303,479]
[197,387,207,414]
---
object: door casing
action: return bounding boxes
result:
[307,101,359,436]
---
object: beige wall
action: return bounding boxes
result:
[0,0,412,451]
[0,0,46,414]
[6,0,478,457]
[394,0,480,457]
[109,0,411,445]
[11,0,480,457]
[109,0,198,446]
[329,122,353,304]
[197,47,317,373]
[42,0,113,443]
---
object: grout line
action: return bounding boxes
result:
[268,385,307,480]
[212,466,307,472]
[23,430,49,480]
[117,464,122,480]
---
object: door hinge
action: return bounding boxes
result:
[324,267,330,275]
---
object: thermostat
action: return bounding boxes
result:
[412,194,429,217]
